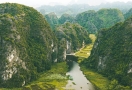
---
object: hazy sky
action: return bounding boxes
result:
[0,0,132,8]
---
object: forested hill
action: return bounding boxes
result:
[76,9,124,33]
[45,12,59,30]
[44,8,124,34]
[0,3,58,87]
[37,2,132,17]
[83,16,132,88]
[54,22,91,58]
[0,3,92,88]
[124,8,132,20]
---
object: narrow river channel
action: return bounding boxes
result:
[64,61,95,90]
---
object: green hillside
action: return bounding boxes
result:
[76,9,124,34]
[0,3,58,87]
[45,12,59,30]
[55,22,91,53]
[124,8,132,19]
[83,16,132,89]
[58,14,74,24]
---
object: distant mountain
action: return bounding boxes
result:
[76,9,124,33]
[124,8,132,20]
[37,4,91,17]
[83,16,132,88]
[45,12,59,30]
[97,8,124,28]
[44,13,75,30]
[37,2,132,17]
[58,14,74,24]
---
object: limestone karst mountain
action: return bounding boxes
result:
[83,16,132,88]
[76,9,124,33]
[0,3,58,87]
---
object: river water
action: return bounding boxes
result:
[64,61,95,90]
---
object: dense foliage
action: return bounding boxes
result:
[83,16,132,88]
[54,22,91,61]
[45,13,75,31]
[76,9,124,34]
[124,8,132,20]
[75,10,100,33]
[58,14,74,24]
[45,12,59,30]
[0,3,57,87]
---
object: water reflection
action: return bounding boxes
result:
[65,61,95,90]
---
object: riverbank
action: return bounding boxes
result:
[65,61,95,90]
[80,65,110,90]
[23,62,68,90]
[0,62,68,90]
[75,34,111,89]
[0,34,108,90]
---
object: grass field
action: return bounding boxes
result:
[81,66,110,90]
[0,34,110,90]
[22,62,68,90]
[76,34,110,90]
[0,62,68,90]
[75,34,96,62]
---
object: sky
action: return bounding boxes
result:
[0,0,132,8]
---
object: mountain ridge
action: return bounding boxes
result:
[83,16,132,88]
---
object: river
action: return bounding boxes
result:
[64,61,95,90]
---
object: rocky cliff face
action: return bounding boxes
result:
[0,3,58,87]
[84,17,132,87]
[55,22,91,61]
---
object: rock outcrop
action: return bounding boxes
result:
[0,3,57,87]
[84,17,132,87]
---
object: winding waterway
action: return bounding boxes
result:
[65,61,95,90]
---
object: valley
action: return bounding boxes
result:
[0,1,132,90]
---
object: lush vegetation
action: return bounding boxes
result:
[75,34,96,58]
[55,22,92,55]
[83,16,132,89]
[81,66,109,90]
[124,8,132,20]
[75,34,110,89]
[75,10,100,34]
[76,34,131,89]
[76,9,124,33]
[58,14,74,24]
[2,2,132,89]
[22,62,68,90]
[44,8,125,34]
[0,62,68,90]
[45,12,59,30]
[44,13,74,30]
[0,3,58,87]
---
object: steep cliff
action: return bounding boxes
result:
[55,22,91,61]
[83,16,132,87]
[0,3,58,87]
